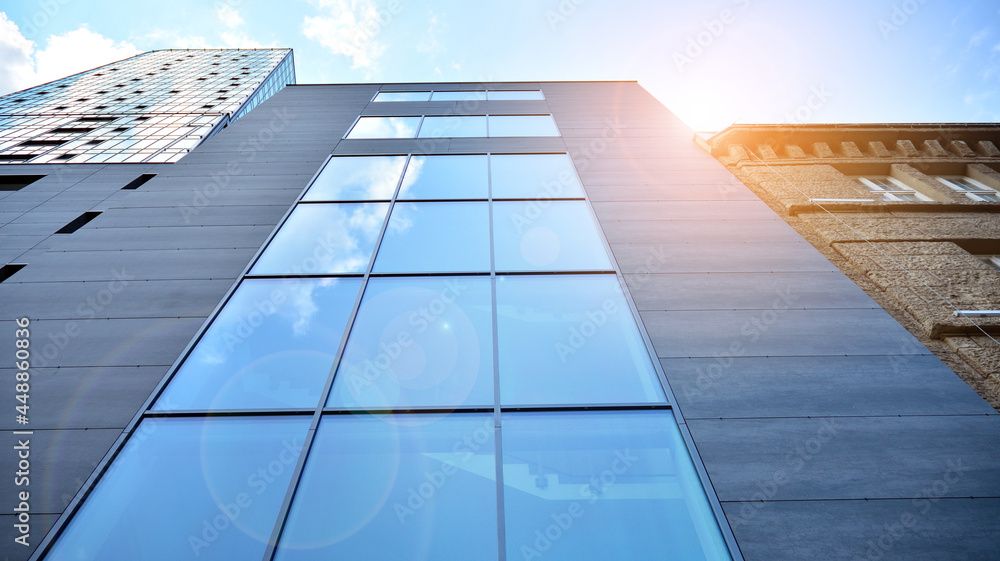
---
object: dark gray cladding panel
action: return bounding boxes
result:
[691,415,1000,501]
[722,498,1000,561]
[643,308,928,358]
[662,355,997,419]
[0,366,168,430]
[611,242,840,273]
[0,428,121,514]
[624,271,879,311]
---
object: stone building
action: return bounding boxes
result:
[700,124,1000,405]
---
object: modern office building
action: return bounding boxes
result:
[0,48,294,165]
[1,52,998,561]
[700,124,1000,404]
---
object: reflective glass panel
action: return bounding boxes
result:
[155,278,362,410]
[373,202,491,273]
[251,203,389,275]
[302,156,406,201]
[274,413,498,561]
[373,91,430,102]
[430,91,487,101]
[490,153,585,199]
[495,274,664,405]
[493,201,613,271]
[328,276,493,409]
[502,411,732,561]
[417,115,488,138]
[487,90,545,101]
[347,116,421,139]
[47,416,310,561]
[398,154,489,200]
[488,115,560,137]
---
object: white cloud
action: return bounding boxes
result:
[0,15,138,96]
[216,4,245,29]
[0,13,36,95]
[212,6,275,49]
[220,30,273,49]
[301,0,391,71]
[968,28,990,48]
[417,14,443,54]
[33,27,139,85]
[139,29,212,49]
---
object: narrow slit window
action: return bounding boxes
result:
[55,211,101,234]
[122,174,156,190]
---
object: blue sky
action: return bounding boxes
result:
[0,0,997,131]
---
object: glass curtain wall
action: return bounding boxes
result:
[38,153,734,561]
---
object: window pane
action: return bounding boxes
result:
[430,91,487,101]
[347,116,420,139]
[496,274,664,405]
[328,276,493,409]
[302,156,406,201]
[488,115,560,137]
[374,202,491,273]
[487,90,545,101]
[493,201,612,271]
[398,154,489,200]
[274,413,498,561]
[373,91,430,102]
[47,416,310,561]
[502,411,732,561]
[418,116,487,138]
[251,203,388,275]
[155,278,362,410]
[490,154,584,199]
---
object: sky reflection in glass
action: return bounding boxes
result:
[347,116,421,138]
[493,201,612,271]
[502,411,732,561]
[328,276,493,409]
[275,413,498,561]
[155,278,362,410]
[47,416,310,561]
[373,202,490,273]
[302,156,406,201]
[398,154,489,199]
[373,91,431,102]
[417,115,487,138]
[488,115,560,137]
[496,274,664,405]
[251,203,388,275]
[490,153,584,199]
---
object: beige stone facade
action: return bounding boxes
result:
[700,124,1000,407]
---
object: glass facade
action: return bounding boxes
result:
[373,89,546,102]
[0,49,293,164]
[38,137,733,558]
[347,115,561,138]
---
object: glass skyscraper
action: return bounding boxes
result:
[0,49,293,164]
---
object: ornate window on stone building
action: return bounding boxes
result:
[855,176,932,202]
[935,176,1000,202]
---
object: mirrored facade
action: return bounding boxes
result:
[0,49,294,164]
